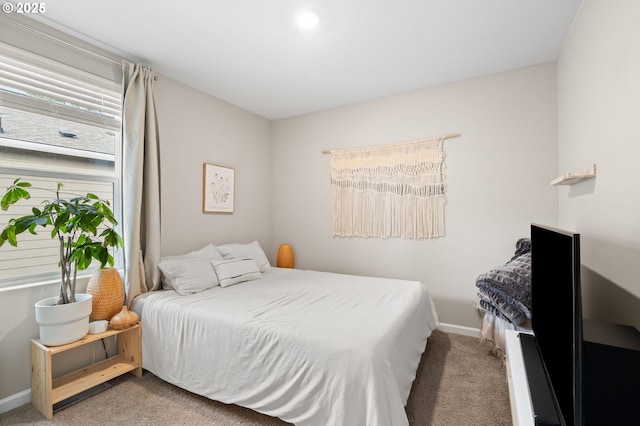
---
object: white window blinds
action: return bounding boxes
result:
[0,41,121,131]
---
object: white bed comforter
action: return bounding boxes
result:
[140,268,439,426]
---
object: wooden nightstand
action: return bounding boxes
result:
[30,323,142,420]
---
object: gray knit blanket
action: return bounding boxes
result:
[476,239,531,325]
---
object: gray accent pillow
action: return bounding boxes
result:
[216,241,271,273]
[211,258,262,287]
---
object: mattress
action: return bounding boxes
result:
[135,267,439,426]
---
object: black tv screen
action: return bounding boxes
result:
[531,224,582,426]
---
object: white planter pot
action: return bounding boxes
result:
[35,293,93,346]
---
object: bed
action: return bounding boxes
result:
[131,242,439,426]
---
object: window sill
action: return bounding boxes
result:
[0,270,124,293]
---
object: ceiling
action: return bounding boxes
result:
[35,0,583,120]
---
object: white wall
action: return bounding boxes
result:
[557,0,640,328]
[153,76,273,256]
[272,63,558,328]
[0,283,57,407]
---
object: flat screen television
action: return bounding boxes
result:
[530,223,582,426]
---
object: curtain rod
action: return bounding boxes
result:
[322,132,461,154]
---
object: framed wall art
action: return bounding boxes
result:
[202,163,235,213]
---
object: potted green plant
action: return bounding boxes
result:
[0,178,124,345]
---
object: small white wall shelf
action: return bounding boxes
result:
[550,163,596,186]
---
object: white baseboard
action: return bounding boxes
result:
[438,322,481,338]
[0,388,30,414]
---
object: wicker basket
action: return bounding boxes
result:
[86,268,125,321]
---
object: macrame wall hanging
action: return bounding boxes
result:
[325,133,459,239]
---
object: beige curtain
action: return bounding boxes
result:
[121,61,161,304]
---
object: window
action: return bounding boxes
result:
[0,30,122,287]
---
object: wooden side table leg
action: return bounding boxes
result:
[118,324,142,377]
[31,341,53,420]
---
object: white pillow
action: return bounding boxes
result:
[158,257,218,295]
[216,241,271,273]
[161,244,223,262]
[158,244,224,294]
[211,258,262,288]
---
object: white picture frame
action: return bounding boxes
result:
[202,163,235,213]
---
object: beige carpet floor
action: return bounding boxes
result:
[0,330,511,425]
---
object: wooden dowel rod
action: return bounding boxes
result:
[321,133,461,154]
